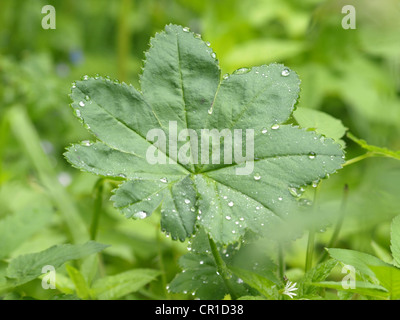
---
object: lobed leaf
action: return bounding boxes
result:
[65,24,345,245]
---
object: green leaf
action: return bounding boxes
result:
[293,108,347,147]
[229,266,279,299]
[6,241,109,286]
[90,269,160,300]
[327,248,389,278]
[168,253,226,299]
[347,132,400,161]
[65,24,344,245]
[168,251,247,300]
[391,215,400,266]
[311,281,389,298]
[369,266,400,300]
[66,265,91,300]
[298,259,338,297]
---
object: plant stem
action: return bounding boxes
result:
[343,152,374,167]
[318,184,349,263]
[156,219,170,300]
[305,185,319,272]
[277,242,285,280]
[208,235,238,300]
[90,178,105,240]
[305,230,315,272]
[8,106,88,243]
[117,0,132,82]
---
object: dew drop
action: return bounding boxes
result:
[223,73,229,80]
[82,75,89,80]
[288,187,302,198]
[208,107,213,115]
[278,197,283,201]
[233,67,250,75]
[228,201,234,207]
[160,177,168,183]
[312,180,319,188]
[211,52,216,59]
[254,174,261,181]
[182,27,190,32]
[199,260,204,265]
[271,124,280,130]
[281,69,290,77]
[134,211,147,219]
[82,140,91,146]
[118,173,127,178]
[308,152,316,159]
[184,199,191,204]
[79,101,85,107]
[225,216,232,220]
[261,128,268,134]
[205,41,211,47]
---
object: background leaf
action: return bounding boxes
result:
[391,215,400,266]
[91,269,160,300]
[6,241,109,286]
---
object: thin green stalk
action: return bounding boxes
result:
[8,106,88,243]
[208,235,238,300]
[156,220,170,300]
[305,186,319,272]
[117,0,132,82]
[0,113,10,185]
[277,243,285,281]
[318,184,349,263]
[305,230,315,272]
[90,178,105,240]
[343,152,375,167]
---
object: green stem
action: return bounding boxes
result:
[90,178,105,240]
[156,220,170,300]
[208,235,238,300]
[277,242,285,280]
[8,106,88,243]
[305,186,319,272]
[343,152,375,167]
[117,0,132,82]
[318,184,349,263]
[305,230,315,272]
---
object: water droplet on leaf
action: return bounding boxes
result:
[134,211,147,219]
[271,124,280,130]
[281,69,290,77]
[233,67,250,75]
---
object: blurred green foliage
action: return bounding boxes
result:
[0,0,400,300]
